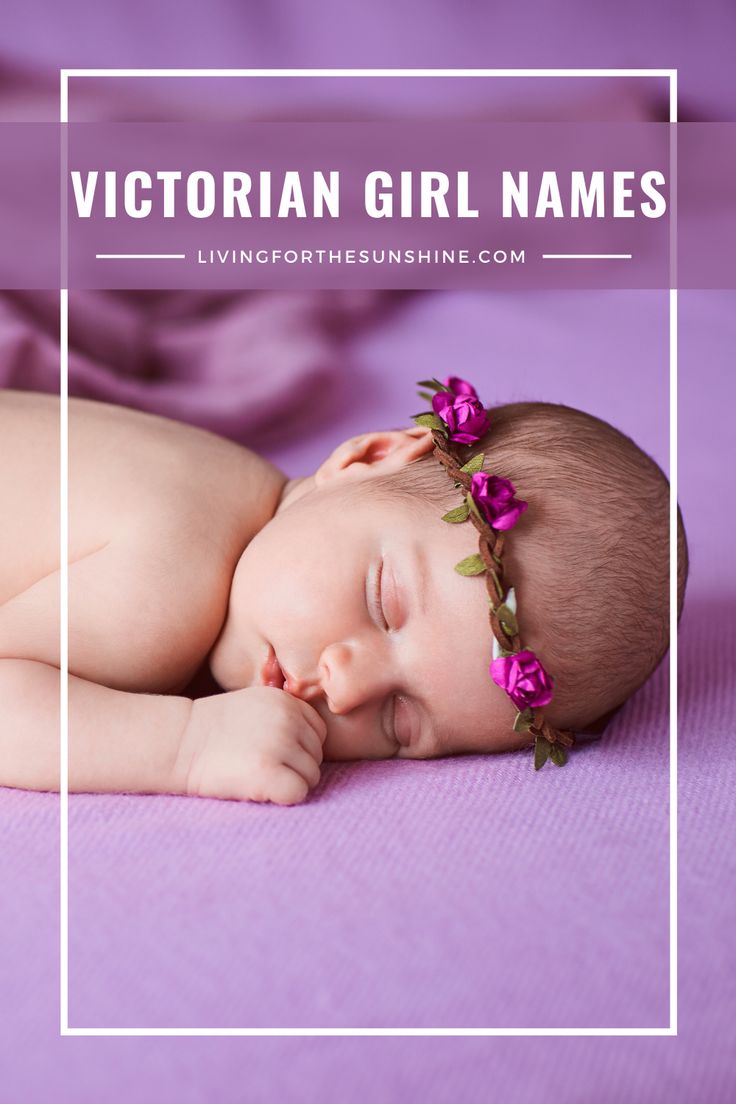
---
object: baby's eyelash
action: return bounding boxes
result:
[374,559,389,630]
[389,694,401,747]
[380,692,402,750]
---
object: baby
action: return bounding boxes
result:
[0,381,688,805]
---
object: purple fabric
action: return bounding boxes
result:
[2,289,734,1104]
[1,2,735,120]
[0,290,384,444]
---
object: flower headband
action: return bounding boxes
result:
[413,376,575,770]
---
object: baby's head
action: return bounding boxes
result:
[211,397,688,763]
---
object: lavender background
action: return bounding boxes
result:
[1,7,735,1104]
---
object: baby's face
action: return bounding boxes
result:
[211,447,525,761]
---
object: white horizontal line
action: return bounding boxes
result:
[95,253,186,259]
[61,1026,677,1037]
[542,253,632,260]
[62,68,677,78]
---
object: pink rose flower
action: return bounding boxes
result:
[470,472,528,531]
[490,650,554,711]
[444,376,478,397]
[432,378,491,444]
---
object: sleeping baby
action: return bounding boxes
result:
[0,378,688,804]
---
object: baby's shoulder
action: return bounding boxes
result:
[68,395,286,564]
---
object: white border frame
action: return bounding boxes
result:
[58,67,678,1038]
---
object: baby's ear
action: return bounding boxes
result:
[314,426,434,486]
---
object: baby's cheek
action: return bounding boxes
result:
[437,693,525,758]
[208,627,249,691]
[208,584,262,691]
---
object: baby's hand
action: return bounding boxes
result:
[180,686,327,806]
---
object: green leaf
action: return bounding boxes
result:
[489,569,505,600]
[411,412,446,433]
[549,744,568,767]
[495,603,519,637]
[460,453,484,475]
[534,735,552,771]
[513,707,533,733]
[454,553,486,576]
[465,492,483,522]
[441,503,470,524]
[417,378,450,393]
[417,390,435,403]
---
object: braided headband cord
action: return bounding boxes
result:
[414,377,575,770]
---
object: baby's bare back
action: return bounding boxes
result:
[0,391,60,604]
[0,391,284,693]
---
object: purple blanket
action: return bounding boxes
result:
[2,289,733,1104]
[0,289,387,445]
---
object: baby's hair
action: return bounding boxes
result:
[375,401,688,732]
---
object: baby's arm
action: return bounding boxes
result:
[0,659,191,795]
[0,661,326,805]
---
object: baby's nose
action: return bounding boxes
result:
[318,641,386,715]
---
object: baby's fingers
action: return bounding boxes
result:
[282,744,322,791]
[291,697,327,745]
[295,723,324,766]
[266,764,312,807]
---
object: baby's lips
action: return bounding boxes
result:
[260,645,285,690]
